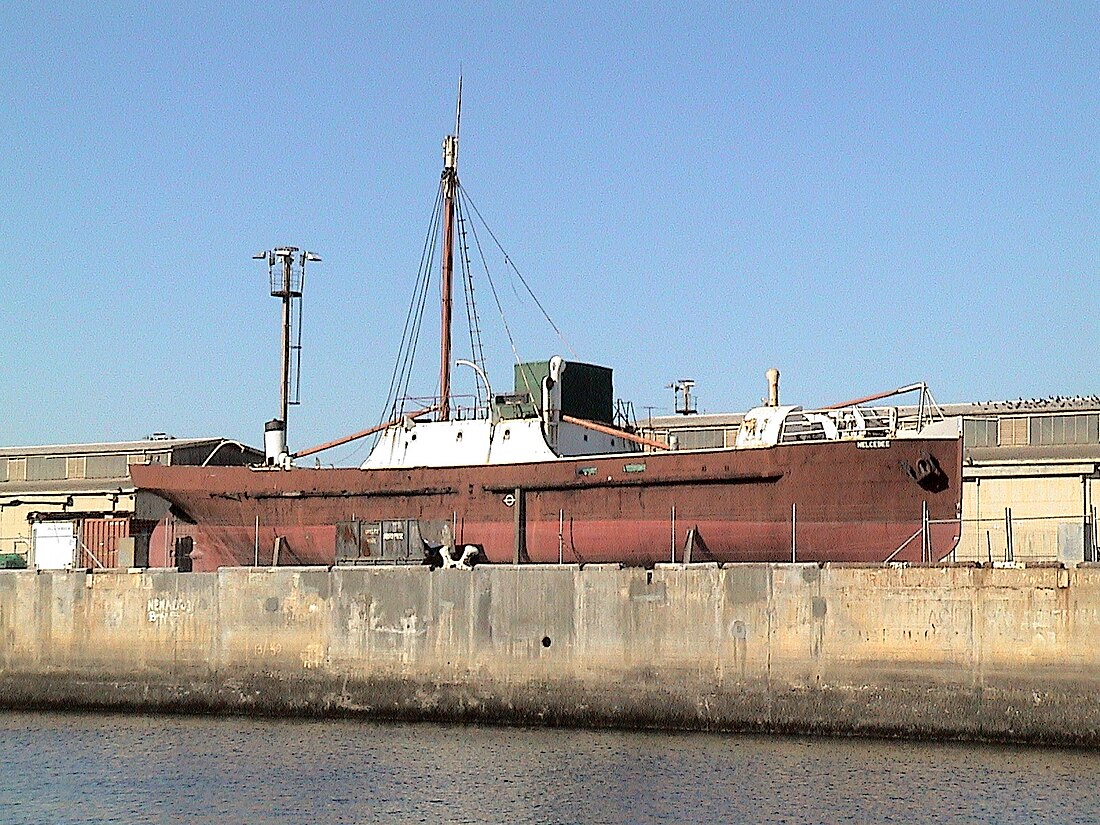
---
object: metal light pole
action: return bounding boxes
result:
[253,247,320,452]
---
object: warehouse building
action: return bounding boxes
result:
[953,397,1098,564]
[0,437,262,569]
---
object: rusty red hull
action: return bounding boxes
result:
[132,436,963,571]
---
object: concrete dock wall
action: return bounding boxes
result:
[1,563,1099,745]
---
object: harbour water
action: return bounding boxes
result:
[0,711,1097,824]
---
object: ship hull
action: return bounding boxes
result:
[132,436,963,571]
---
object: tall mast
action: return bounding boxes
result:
[254,246,319,447]
[438,78,461,420]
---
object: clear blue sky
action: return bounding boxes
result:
[1,2,1097,458]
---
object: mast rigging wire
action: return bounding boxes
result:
[369,172,579,449]
[457,182,577,359]
[455,194,487,410]
[457,186,533,402]
[378,186,444,426]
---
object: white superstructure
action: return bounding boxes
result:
[735,404,959,450]
[362,356,637,469]
[360,355,959,469]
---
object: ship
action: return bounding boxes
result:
[131,96,963,572]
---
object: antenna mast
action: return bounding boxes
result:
[669,379,697,415]
[438,76,461,420]
[254,247,321,444]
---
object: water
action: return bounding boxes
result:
[0,712,1097,824]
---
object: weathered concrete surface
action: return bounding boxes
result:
[2,563,1100,744]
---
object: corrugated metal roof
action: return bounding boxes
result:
[0,437,251,458]
[902,397,1100,416]
[966,444,1100,464]
[0,479,136,495]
